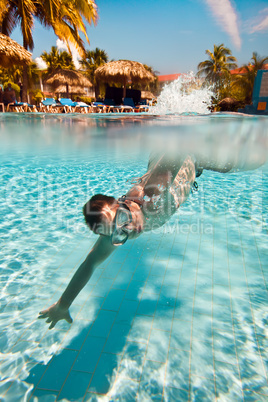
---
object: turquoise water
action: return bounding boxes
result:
[0,113,267,401]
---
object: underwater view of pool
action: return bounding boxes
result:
[0,112,267,401]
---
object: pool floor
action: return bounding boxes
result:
[1,207,267,401]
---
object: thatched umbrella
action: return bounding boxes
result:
[95,60,155,97]
[45,69,92,97]
[0,33,32,68]
[55,85,86,96]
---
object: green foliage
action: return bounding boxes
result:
[78,96,95,103]
[197,43,237,97]
[30,89,44,103]
[231,52,268,104]
[81,48,109,84]
[3,81,20,97]
[41,47,75,75]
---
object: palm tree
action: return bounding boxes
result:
[231,52,268,104]
[197,43,237,94]
[41,46,75,75]
[81,48,108,98]
[0,0,98,101]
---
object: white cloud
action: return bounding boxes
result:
[35,57,47,70]
[56,39,81,69]
[250,8,268,33]
[204,0,241,50]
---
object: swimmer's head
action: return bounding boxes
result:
[83,194,144,241]
[83,194,118,236]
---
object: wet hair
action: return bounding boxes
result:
[83,194,117,231]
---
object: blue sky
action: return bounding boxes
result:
[11,0,268,74]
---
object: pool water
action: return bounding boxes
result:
[0,113,267,401]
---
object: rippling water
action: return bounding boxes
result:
[0,113,267,401]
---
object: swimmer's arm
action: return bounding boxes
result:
[39,236,115,328]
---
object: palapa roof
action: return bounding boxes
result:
[45,69,92,87]
[0,33,32,68]
[55,85,87,94]
[95,60,155,84]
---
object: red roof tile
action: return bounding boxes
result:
[230,64,268,75]
[157,73,182,82]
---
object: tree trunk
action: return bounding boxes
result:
[22,38,29,103]
[22,64,28,102]
[95,80,100,100]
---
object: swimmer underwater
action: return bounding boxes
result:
[38,152,259,328]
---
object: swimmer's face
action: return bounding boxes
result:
[93,201,144,239]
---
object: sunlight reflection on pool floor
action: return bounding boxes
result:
[1,172,267,401]
[0,114,267,401]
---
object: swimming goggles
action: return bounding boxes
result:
[111,202,132,246]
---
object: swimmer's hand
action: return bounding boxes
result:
[38,301,73,329]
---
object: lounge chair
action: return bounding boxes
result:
[73,101,92,113]
[136,99,150,112]
[7,101,37,112]
[92,102,106,113]
[58,98,76,113]
[40,98,58,113]
[114,98,135,113]
[103,99,116,113]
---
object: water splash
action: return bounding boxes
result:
[151,72,214,115]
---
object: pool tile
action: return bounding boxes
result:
[214,336,238,368]
[146,329,170,363]
[104,323,130,354]
[214,360,243,400]
[128,315,153,343]
[89,310,116,338]
[30,388,58,400]
[26,363,47,387]
[87,352,118,394]
[102,262,122,279]
[73,336,106,372]
[153,305,174,332]
[191,340,214,380]
[158,285,177,306]
[190,376,216,401]
[167,348,190,391]
[139,359,165,399]
[177,279,196,299]
[38,349,78,391]
[132,264,151,282]
[120,341,147,381]
[58,370,92,401]
[112,271,133,289]
[115,299,138,326]
[90,278,113,297]
[137,295,158,317]
[143,281,162,296]
[192,313,213,340]
[84,392,99,401]
[162,268,181,286]
[174,298,193,320]
[102,288,125,311]
[76,296,104,321]
[170,319,192,351]
[125,280,144,300]
[164,386,189,401]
